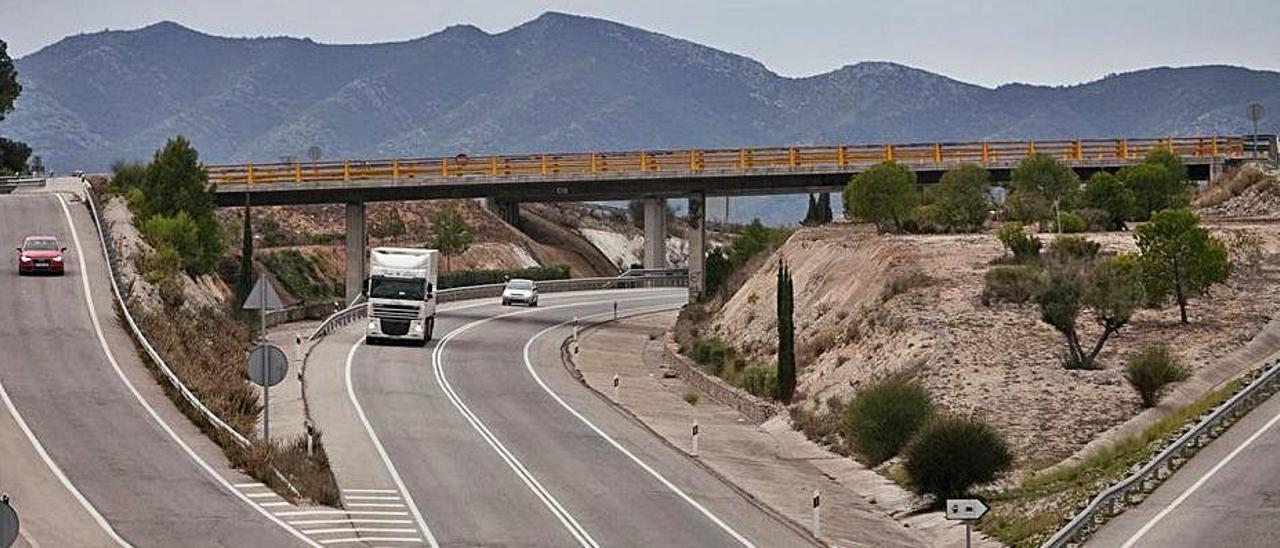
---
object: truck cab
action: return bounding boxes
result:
[365,247,439,346]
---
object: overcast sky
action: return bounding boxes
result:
[4,0,1278,87]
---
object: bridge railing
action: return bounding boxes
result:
[206,136,1246,187]
[308,274,688,341]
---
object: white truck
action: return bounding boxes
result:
[365,247,439,345]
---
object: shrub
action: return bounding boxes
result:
[1074,208,1112,232]
[905,204,944,234]
[1135,209,1231,324]
[934,164,992,232]
[1083,172,1134,229]
[1122,151,1193,221]
[1052,211,1087,233]
[1125,345,1190,408]
[140,211,212,274]
[841,380,935,465]
[691,338,736,375]
[982,265,1043,305]
[997,222,1042,262]
[683,392,700,406]
[903,416,1012,498]
[1008,153,1081,224]
[1046,236,1100,265]
[843,161,919,232]
[438,264,570,289]
[741,364,779,398]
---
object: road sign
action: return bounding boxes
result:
[945,498,989,521]
[241,277,285,311]
[0,494,18,548]
[308,145,323,163]
[1248,102,1266,124]
[247,344,289,387]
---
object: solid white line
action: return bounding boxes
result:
[343,495,401,501]
[343,341,440,548]
[346,503,406,508]
[341,489,400,494]
[60,194,324,547]
[259,502,291,508]
[1121,405,1280,547]
[288,519,413,526]
[302,527,419,534]
[247,493,282,499]
[523,302,756,547]
[318,538,423,545]
[236,482,266,488]
[276,510,409,517]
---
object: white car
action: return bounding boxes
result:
[501,278,539,307]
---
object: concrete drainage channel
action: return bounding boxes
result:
[1041,357,1280,547]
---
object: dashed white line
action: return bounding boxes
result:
[318,538,423,545]
[276,510,410,517]
[302,527,419,535]
[347,503,407,508]
[235,482,266,488]
[247,492,282,499]
[343,495,401,501]
[288,519,414,526]
[342,488,399,494]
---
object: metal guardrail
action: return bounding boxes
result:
[1042,357,1280,547]
[83,184,253,447]
[307,274,688,342]
[206,136,1248,187]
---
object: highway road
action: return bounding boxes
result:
[1088,387,1280,547]
[0,190,309,546]
[345,289,815,547]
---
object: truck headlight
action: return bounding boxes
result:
[411,320,423,332]
[368,320,378,331]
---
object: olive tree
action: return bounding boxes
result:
[843,161,918,232]
[1135,209,1231,324]
[1037,250,1145,370]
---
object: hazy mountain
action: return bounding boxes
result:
[2,12,1277,224]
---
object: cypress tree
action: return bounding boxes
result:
[776,259,796,402]
[818,193,833,224]
[237,203,254,301]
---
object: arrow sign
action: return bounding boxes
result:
[945,498,989,521]
[242,277,285,311]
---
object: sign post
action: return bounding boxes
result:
[0,493,17,548]
[945,498,989,548]
[812,489,821,538]
[1247,102,1266,160]
[243,278,286,441]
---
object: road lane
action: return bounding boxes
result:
[1089,387,1280,547]
[350,289,815,547]
[0,193,308,546]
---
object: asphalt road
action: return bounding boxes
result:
[349,289,815,547]
[0,192,307,546]
[1088,386,1280,547]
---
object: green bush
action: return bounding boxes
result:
[997,222,1042,263]
[933,164,992,232]
[140,211,209,274]
[982,265,1044,305]
[903,416,1012,498]
[1052,211,1087,233]
[1073,208,1112,232]
[1125,345,1190,408]
[841,380,935,465]
[741,364,779,398]
[905,204,944,234]
[438,265,570,289]
[691,338,736,376]
[844,161,919,232]
[1046,236,1101,264]
[259,250,340,304]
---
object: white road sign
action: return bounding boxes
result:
[945,498,989,521]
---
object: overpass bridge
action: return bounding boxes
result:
[205,136,1258,303]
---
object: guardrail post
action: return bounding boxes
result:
[981,142,990,165]
[541,154,549,175]
[343,160,351,182]
[490,156,499,176]
[933,143,942,164]
[789,147,798,167]
[590,153,598,173]
[247,163,255,185]
[294,163,302,182]
[393,158,400,179]
[837,145,847,167]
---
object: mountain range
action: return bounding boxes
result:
[1,12,1277,224]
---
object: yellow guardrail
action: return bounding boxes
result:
[206,136,1246,187]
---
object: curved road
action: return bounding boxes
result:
[348,289,814,547]
[0,190,308,546]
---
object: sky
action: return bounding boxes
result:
[2,0,1278,87]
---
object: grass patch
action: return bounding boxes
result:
[979,378,1242,547]
[683,391,700,406]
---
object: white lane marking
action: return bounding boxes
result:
[343,495,401,501]
[56,195,320,547]
[302,527,419,534]
[0,278,131,546]
[342,489,399,494]
[342,339,440,548]
[277,510,409,517]
[522,302,755,547]
[289,519,414,526]
[236,482,266,488]
[347,503,406,508]
[260,502,291,508]
[248,493,282,499]
[318,538,423,545]
[1121,405,1280,547]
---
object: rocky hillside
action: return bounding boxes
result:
[3,13,1278,223]
[705,221,1280,466]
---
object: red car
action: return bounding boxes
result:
[17,236,66,276]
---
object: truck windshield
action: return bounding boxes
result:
[369,276,427,300]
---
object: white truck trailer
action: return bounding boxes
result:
[365,247,439,345]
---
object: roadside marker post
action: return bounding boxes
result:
[612,374,620,400]
[304,419,316,457]
[812,489,820,538]
[613,301,618,320]
[572,316,579,342]
[945,498,989,548]
[691,421,699,456]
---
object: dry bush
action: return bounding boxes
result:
[1195,165,1271,208]
[881,268,934,302]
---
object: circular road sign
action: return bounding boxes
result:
[246,344,289,388]
[1247,102,1265,124]
[0,494,17,548]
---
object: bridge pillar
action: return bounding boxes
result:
[687,192,706,300]
[345,201,366,305]
[485,197,521,228]
[643,197,667,269]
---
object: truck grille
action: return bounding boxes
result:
[372,303,420,320]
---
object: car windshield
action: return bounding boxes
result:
[23,239,59,251]
[506,280,534,290]
[369,276,427,300]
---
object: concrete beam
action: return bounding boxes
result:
[643,197,667,269]
[687,192,706,300]
[345,201,366,305]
